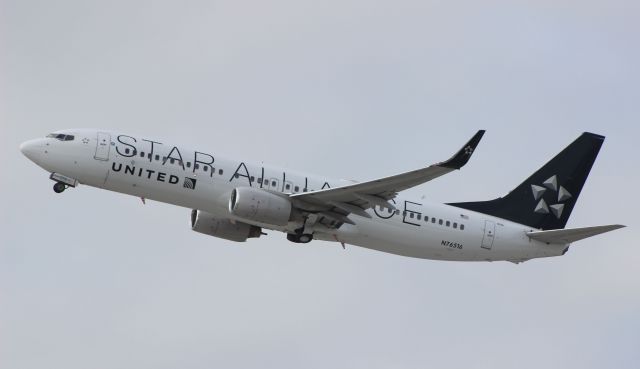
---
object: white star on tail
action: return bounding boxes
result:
[531,175,572,219]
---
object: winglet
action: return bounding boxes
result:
[439,130,486,169]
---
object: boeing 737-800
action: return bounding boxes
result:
[20,129,624,263]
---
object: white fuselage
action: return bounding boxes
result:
[21,129,568,262]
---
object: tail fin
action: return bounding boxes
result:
[449,132,605,230]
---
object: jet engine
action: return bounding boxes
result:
[191,210,262,242]
[229,187,292,226]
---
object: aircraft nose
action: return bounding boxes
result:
[20,139,42,162]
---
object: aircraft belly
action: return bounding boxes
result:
[334,217,554,262]
[333,218,476,261]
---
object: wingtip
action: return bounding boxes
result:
[439,130,486,169]
[473,129,486,144]
[583,132,606,141]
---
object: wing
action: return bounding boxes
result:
[290,130,485,227]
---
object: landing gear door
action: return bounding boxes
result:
[95,132,110,161]
[481,220,496,250]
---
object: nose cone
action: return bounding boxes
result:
[20,139,42,162]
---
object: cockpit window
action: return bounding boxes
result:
[47,133,75,141]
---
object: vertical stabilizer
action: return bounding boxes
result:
[449,133,605,230]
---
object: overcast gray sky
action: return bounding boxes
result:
[1,1,639,368]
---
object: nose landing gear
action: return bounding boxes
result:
[53,182,67,193]
[49,173,78,194]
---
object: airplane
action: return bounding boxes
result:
[19,129,624,263]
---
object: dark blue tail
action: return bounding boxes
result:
[449,133,605,230]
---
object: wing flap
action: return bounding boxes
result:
[527,224,625,244]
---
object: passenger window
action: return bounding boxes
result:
[125,148,130,154]
[272,181,277,187]
[64,135,75,141]
[195,164,200,169]
[204,166,208,172]
[388,208,393,214]
[170,158,175,164]
[286,184,291,190]
[453,223,458,229]
[155,155,160,161]
[219,169,224,175]
[140,152,145,158]
[250,176,255,182]
[258,178,262,184]
[395,210,400,215]
[186,162,191,168]
[439,219,443,225]
[147,153,152,159]
[403,211,407,216]
[235,173,240,178]
[446,221,451,227]
[409,213,414,219]
[417,214,422,220]
[460,224,465,231]
[294,186,299,192]
[162,156,167,162]
[432,218,436,223]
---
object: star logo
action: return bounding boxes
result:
[531,175,572,219]
[464,146,474,156]
[81,138,90,144]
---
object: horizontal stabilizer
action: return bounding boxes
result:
[527,225,625,244]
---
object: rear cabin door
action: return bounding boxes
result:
[94,132,111,161]
[481,220,496,250]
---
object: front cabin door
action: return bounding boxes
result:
[94,132,111,161]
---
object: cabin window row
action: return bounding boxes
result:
[123,148,315,193]
[406,211,465,230]
[122,148,226,175]
[378,207,465,230]
[253,177,314,193]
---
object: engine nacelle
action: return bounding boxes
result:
[191,210,262,242]
[229,187,292,226]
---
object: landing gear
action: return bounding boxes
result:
[287,232,313,244]
[53,182,67,193]
[49,173,77,193]
[298,234,313,243]
[287,216,316,244]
